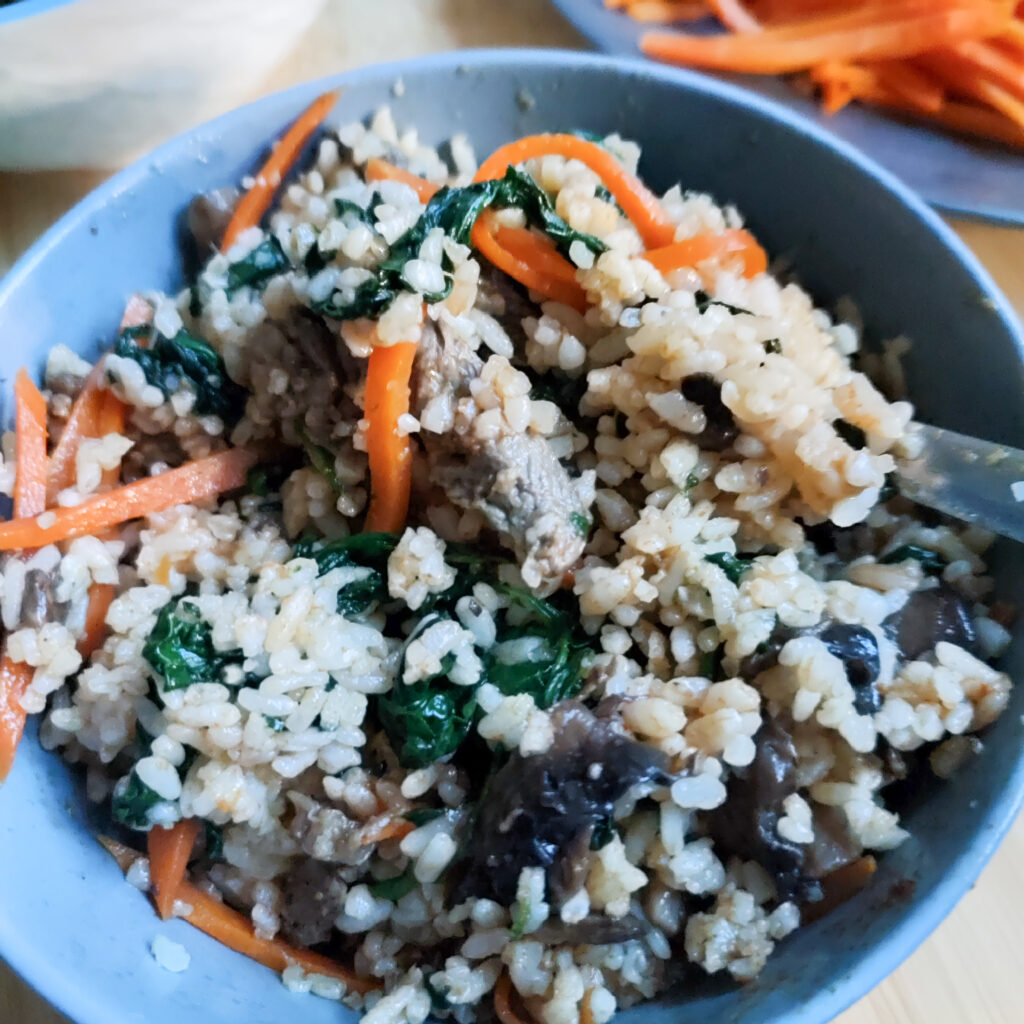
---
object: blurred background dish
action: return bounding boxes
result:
[549,0,1024,226]
[0,0,327,169]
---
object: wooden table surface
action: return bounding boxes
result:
[1,2,1022,1022]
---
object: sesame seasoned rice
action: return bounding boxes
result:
[0,102,1014,1024]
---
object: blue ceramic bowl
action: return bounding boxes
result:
[0,0,77,27]
[1,48,1022,1024]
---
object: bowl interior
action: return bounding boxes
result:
[0,50,1022,1024]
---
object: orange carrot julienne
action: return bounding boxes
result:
[474,133,677,249]
[643,228,767,279]
[176,881,379,994]
[46,363,108,503]
[14,369,48,520]
[365,158,441,202]
[0,659,33,783]
[149,819,201,920]
[641,6,1012,74]
[473,216,590,312]
[357,816,415,846]
[78,583,116,659]
[494,971,533,1024]
[708,0,762,33]
[580,989,597,1024]
[494,225,582,284]
[221,90,339,252]
[363,340,418,534]
[99,835,142,873]
[0,447,256,552]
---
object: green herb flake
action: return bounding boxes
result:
[705,551,754,585]
[264,715,287,732]
[570,512,591,537]
[509,894,532,940]
[763,338,782,354]
[879,544,946,572]
[296,422,342,495]
[590,816,617,851]
[225,236,290,295]
[369,870,419,902]
[684,472,700,492]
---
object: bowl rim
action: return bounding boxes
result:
[1,45,1022,1024]
[0,0,78,27]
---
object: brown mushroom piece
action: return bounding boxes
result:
[452,701,670,907]
[882,583,977,662]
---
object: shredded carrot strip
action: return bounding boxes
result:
[365,158,441,202]
[221,91,339,252]
[580,989,597,1024]
[707,0,762,33]
[0,447,256,552]
[358,816,416,846]
[46,364,107,503]
[474,134,677,249]
[364,340,419,534]
[494,971,534,1024]
[149,819,201,920]
[78,584,115,659]
[869,59,946,113]
[99,835,142,874]
[176,881,379,993]
[618,0,710,22]
[0,371,50,781]
[0,659,33,783]
[641,7,1011,75]
[472,216,590,312]
[643,228,767,278]
[494,226,582,284]
[943,39,1024,103]
[14,369,48,519]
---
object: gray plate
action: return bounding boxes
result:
[551,0,1024,226]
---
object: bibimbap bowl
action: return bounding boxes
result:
[0,49,1022,1024]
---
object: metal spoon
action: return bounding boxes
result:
[896,424,1024,544]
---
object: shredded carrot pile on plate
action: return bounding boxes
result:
[608,0,1024,147]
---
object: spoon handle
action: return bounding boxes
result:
[896,423,1024,544]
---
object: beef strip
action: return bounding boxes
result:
[20,568,66,629]
[453,701,670,907]
[287,792,368,867]
[413,320,593,587]
[279,858,347,947]
[187,187,241,254]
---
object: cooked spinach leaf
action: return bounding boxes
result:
[225,236,290,295]
[879,544,946,572]
[114,327,246,423]
[705,551,754,585]
[878,471,899,504]
[297,531,399,617]
[110,770,163,829]
[378,675,478,769]
[144,597,240,691]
